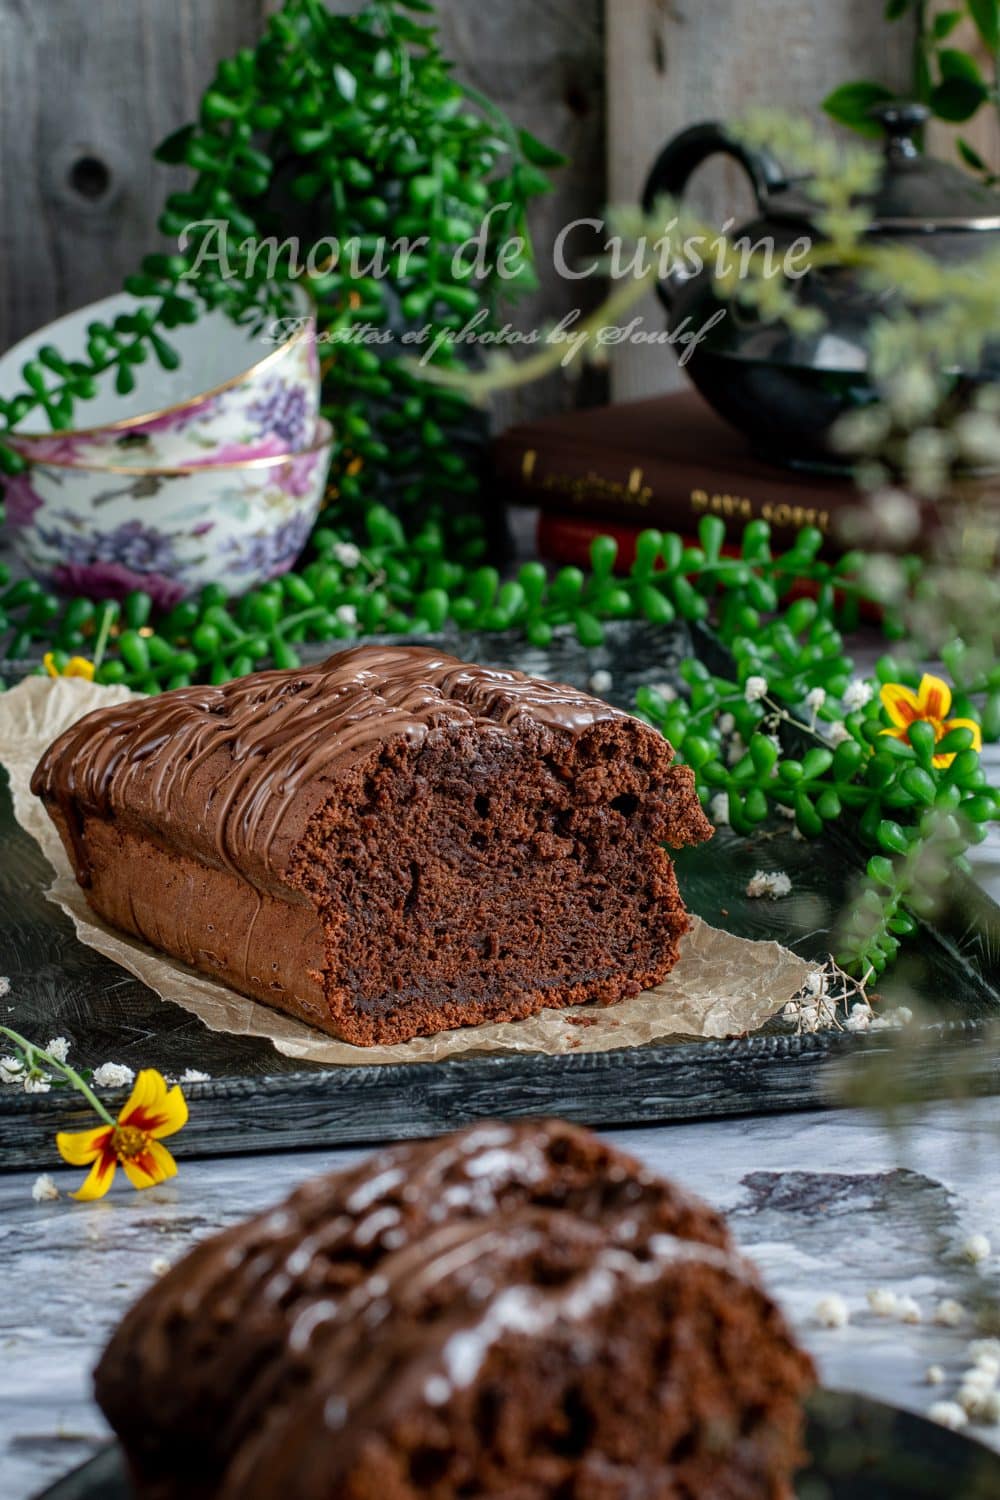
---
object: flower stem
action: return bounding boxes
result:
[0,1027,116,1125]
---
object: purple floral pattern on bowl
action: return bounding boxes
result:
[6,420,333,603]
[7,302,320,471]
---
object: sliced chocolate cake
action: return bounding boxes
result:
[32,646,712,1045]
[95,1122,813,1500]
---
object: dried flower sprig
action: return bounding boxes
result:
[0,1026,187,1200]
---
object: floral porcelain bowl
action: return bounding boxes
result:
[6,418,333,606]
[0,285,319,469]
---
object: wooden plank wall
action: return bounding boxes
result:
[606,0,917,401]
[0,0,604,423]
[3,2,988,417]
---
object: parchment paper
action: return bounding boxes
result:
[0,676,813,1065]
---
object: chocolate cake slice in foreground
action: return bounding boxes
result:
[32,645,712,1045]
[94,1121,815,1500]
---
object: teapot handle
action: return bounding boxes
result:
[641,122,788,312]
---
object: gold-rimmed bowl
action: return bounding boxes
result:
[0,285,319,470]
[6,419,334,607]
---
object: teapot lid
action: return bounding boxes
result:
[768,102,1000,231]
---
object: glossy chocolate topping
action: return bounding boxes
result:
[31,645,627,885]
[94,1122,737,1496]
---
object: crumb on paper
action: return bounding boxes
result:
[928,1400,968,1431]
[93,1062,136,1089]
[934,1299,967,1328]
[925,1365,945,1386]
[867,1287,899,1316]
[961,1233,992,1265]
[565,1015,600,1029]
[814,1294,849,1328]
[746,870,792,900]
[150,1256,171,1277]
[31,1173,59,1203]
[588,669,613,695]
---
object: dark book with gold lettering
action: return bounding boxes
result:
[492,389,853,555]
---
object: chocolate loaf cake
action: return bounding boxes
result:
[95,1120,814,1500]
[32,645,712,1045]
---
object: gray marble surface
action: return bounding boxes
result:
[2,1101,999,1500]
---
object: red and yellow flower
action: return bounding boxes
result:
[56,1069,188,1201]
[879,673,982,770]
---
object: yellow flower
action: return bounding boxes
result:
[43,652,95,681]
[56,1070,188,1201]
[879,673,982,770]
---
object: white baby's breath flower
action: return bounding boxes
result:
[934,1299,967,1328]
[814,1294,849,1328]
[588,669,613,695]
[23,1075,51,1094]
[824,721,851,748]
[843,678,874,712]
[92,1062,135,1090]
[726,733,747,766]
[745,870,792,900]
[716,711,734,735]
[867,1287,899,1316]
[959,1365,997,1393]
[958,1383,1000,1422]
[331,541,362,568]
[178,1068,211,1084]
[968,1340,1000,1371]
[895,1295,922,1324]
[744,675,768,703]
[649,682,678,704]
[961,1233,992,1265]
[925,1365,945,1386]
[709,792,729,827]
[803,971,824,998]
[45,1037,70,1063]
[334,603,358,627]
[31,1173,59,1203]
[0,976,10,997]
[805,687,826,715]
[0,1055,25,1085]
[928,1400,968,1431]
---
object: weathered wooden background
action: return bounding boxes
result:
[0,0,973,415]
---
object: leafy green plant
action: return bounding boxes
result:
[632,520,1000,981]
[0,0,561,533]
[823,0,1000,174]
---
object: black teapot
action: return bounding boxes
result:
[642,104,1000,466]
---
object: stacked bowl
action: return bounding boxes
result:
[0,284,331,606]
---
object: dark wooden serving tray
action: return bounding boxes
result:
[2,621,999,1170]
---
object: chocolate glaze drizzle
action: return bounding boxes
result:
[93,1122,755,1500]
[31,645,627,885]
